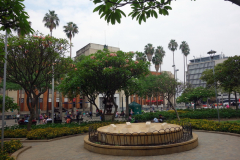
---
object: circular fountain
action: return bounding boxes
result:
[84,122,198,156]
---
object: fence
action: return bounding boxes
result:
[89,122,192,146]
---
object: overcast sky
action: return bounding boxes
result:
[6,0,240,82]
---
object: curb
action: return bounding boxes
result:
[11,146,32,160]
[193,130,240,137]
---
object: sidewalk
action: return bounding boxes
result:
[18,131,240,160]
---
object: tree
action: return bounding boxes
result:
[92,0,240,25]
[201,56,240,110]
[43,10,60,115]
[0,33,72,130]
[177,86,215,109]
[144,43,154,70]
[0,0,33,35]
[0,95,19,112]
[59,49,149,121]
[135,51,147,62]
[179,41,190,85]
[154,46,165,72]
[154,73,185,121]
[63,22,79,58]
[123,78,144,119]
[43,10,60,37]
[13,21,32,38]
[152,54,161,72]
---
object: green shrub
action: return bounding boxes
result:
[133,109,240,121]
[168,119,240,134]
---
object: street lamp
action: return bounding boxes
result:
[175,69,179,107]
[207,50,220,122]
[172,65,176,108]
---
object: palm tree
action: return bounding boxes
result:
[168,39,178,70]
[152,54,161,72]
[43,10,60,116]
[144,43,155,70]
[14,21,32,38]
[63,22,79,58]
[155,46,165,72]
[179,41,190,85]
[135,51,147,62]
[185,48,190,84]
[43,10,60,37]
[168,39,178,108]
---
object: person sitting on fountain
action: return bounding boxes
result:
[153,114,165,123]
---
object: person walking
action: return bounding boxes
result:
[16,113,20,122]
[89,111,92,119]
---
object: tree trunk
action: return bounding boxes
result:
[160,64,162,73]
[70,39,72,58]
[112,96,118,121]
[26,95,37,131]
[168,96,180,121]
[234,91,238,110]
[183,54,185,85]
[155,64,159,72]
[125,95,129,120]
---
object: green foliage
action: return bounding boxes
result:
[134,109,240,121]
[58,49,149,110]
[0,82,22,90]
[43,10,60,34]
[1,121,125,139]
[169,118,240,134]
[0,140,22,160]
[1,140,23,154]
[0,95,19,112]
[0,150,14,160]
[0,0,33,34]
[92,0,174,24]
[177,86,215,104]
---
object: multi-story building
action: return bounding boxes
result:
[76,43,120,58]
[186,54,239,103]
[186,54,228,88]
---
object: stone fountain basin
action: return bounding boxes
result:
[97,123,183,145]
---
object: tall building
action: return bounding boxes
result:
[186,54,228,88]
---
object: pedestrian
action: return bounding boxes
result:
[16,113,20,122]
[39,114,43,124]
[226,104,230,109]
[89,111,92,119]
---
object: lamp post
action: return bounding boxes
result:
[172,65,176,108]
[175,69,179,100]
[52,65,54,124]
[207,50,220,122]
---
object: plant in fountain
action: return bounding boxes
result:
[58,50,149,121]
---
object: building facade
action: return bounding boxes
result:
[186,54,228,88]
[76,43,120,58]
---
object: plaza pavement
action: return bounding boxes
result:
[18,131,240,160]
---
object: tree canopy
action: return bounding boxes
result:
[177,86,215,105]
[0,95,19,112]
[58,49,149,120]
[0,33,72,130]
[92,0,240,25]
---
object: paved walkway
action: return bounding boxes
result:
[18,131,240,160]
